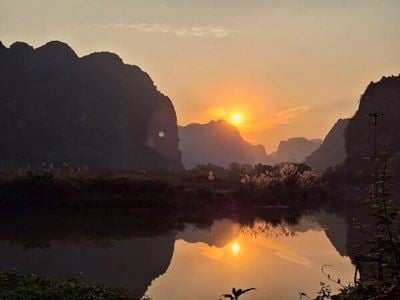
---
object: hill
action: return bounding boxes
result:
[178,120,272,168]
[305,119,349,171]
[344,75,400,177]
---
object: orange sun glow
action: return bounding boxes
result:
[231,242,241,254]
[230,113,243,125]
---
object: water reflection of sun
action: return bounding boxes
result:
[231,242,241,254]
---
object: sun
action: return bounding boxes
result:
[231,242,241,254]
[230,113,243,125]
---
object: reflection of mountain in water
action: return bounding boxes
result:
[0,208,354,297]
[0,236,175,297]
[315,211,349,257]
[177,219,241,247]
[0,211,179,298]
[177,213,349,259]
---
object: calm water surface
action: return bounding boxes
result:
[0,210,354,300]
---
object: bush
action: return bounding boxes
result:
[0,271,144,300]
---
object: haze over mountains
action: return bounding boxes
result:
[178,120,327,168]
[0,39,324,171]
[304,74,400,177]
[305,119,349,172]
[269,137,322,164]
[1,40,399,175]
[0,41,182,170]
[178,120,272,168]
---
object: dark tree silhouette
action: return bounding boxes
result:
[220,287,256,300]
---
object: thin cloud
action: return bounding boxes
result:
[101,23,235,38]
[242,105,310,131]
[270,105,310,126]
[206,106,226,119]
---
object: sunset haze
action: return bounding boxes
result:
[1,0,400,150]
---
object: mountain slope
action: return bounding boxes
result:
[344,75,400,177]
[305,119,349,171]
[178,120,271,168]
[0,41,182,170]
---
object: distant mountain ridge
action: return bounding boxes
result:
[305,119,349,171]
[178,120,272,168]
[270,137,322,164]
[0,40,182,170]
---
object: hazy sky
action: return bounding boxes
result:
[1,0,400,151]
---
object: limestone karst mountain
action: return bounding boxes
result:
[305,119,349,172]
[344,75,400,177]
[0,41,182,170]
[315,211,349,257]
[178,120,272,168]
[269,137,322,164]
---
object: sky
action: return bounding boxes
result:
[1,0,400,151]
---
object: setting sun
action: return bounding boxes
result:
[230,113,243,125]
[231,242,241,254]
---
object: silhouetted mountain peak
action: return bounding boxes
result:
[35,41,78,62]
[285,137,306,142]
[81,52,156,89]
[281,137,322,147]
[9,41,34,56]
[182,120,246,146]
[82,51,124,66]
[209,119,231,126]
[187,119,232,127]
[179,120,272,168]
[186,119,240,134]
[345,74,400,176]
[271,137,322,164]
[209,119,238,131]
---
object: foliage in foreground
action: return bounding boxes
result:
[0,162,325,209]
[0,271,144,300]
[337,149,400,299]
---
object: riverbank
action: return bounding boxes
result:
[0,164,325,209]
[0,271,144,300]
